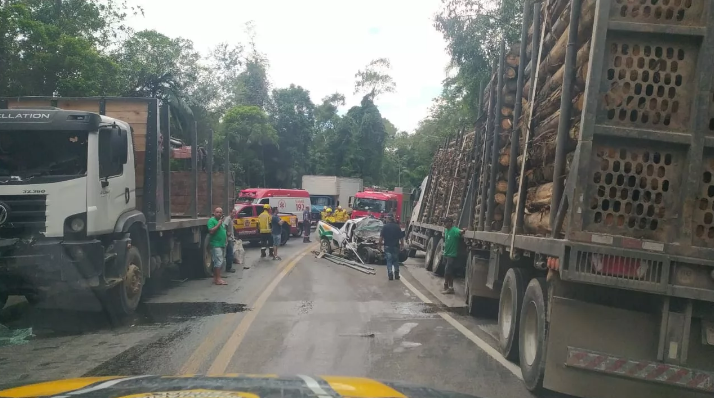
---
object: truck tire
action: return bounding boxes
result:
[424,236,437,270]
[398,249,408,263]
[499,268,526,361]
[407,248,417,258]
[200,234,214,278]
[106,247,144,317]
[281,225,290,246]
[519,277,548,392]
[465,252,489,317]
[292,223,302,237]
[432,238,445,275]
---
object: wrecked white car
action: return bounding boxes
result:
[317,217,408,264]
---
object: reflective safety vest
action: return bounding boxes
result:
[258,212,271,233]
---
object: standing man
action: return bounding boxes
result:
[223,208,237,273]
[379,214,404,281]
[258,204,272,258]
[271,207,284,260]
[302,206,311,243]
[441,217,465,294]
[207,207,227,285]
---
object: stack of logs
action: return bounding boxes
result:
[472,0,595,236]
[420,130,477,225]
[514,0,595,235]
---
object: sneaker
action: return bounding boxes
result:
[441,287,455,295]
[226,269,236,273]
[388,273,394,281]
[394,273,400,280]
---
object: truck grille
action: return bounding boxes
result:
[0,195,47,233]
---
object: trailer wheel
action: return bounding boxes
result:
[106,247,144,317]
[465,252,489,316]
[398,249,408,263]
[407,248,417,258]
[499,268,526,361]
[432,238,445,275]
[519,277,548,392]
[200,234,214,278]
[281,225,290,246]
[424,236,437,270]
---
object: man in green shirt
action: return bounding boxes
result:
[442,217,464,294]
[207,207,228,285]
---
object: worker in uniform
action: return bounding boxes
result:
[258,204,273,258]
[302,206,311,243]
[320,206,328,221]
[325,208,336,224]
[335,206,348,223]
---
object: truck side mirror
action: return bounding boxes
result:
[348,196,353,207]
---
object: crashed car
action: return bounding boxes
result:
[317,217,408,264]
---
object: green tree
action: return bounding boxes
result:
[220,105,277,187]
[268,84,315,187]
[354,58,396,100]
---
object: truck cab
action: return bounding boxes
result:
[350,189,403,222]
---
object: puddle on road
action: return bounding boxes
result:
[0,301,249,339]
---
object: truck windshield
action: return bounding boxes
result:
[236,196,254,204]
[311,197,332,207]
[0,130,88,182]
[353,198,386,212]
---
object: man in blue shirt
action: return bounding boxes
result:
[270,207,284,260]
[379,214,404,281]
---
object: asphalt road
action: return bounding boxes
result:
[0,237,540,398]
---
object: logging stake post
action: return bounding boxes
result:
[478,60,498,231]
[529,3,541,101]
[207,129,214,216]
[486,41,506,231]
[191,121,198,218]
[502,0,532,233]
[550,0,581,227]
[478,61,498,231]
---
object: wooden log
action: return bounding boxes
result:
[495,193,506,206]
[504,66,517,80]
[524,210,555,235]
[497,180,508,194]
[535,40,591,105]
[501,118,513,131]
[540,0,596,76]
[502,107,514,117]
[499,152,510,168]
[503,93,516,107]
[506,53,520,68]
[502,80,518,94]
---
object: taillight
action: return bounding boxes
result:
[591,254,647,278]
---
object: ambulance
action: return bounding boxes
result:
[236,188,311,236]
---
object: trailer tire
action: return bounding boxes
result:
[424,236,437,270]
[200,234,214,278]
[465,252,489,317]
[281,225,290,246]
[398,249,408,263]
[407,248,417,258]
[432,238,445,275]
[105,247,144,317]
[519,277,548,392]
[499,268,526,361]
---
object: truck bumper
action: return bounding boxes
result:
[544,296,714,398]
[0,238,106,294]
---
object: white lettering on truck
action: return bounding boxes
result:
[0,113,51,119]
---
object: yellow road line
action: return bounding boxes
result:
[179,243,317,374]
[207,251,310,374]
[399,275,523,380]
[321,376,407,398]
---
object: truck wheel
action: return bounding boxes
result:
[407,248,417,258]
[398,249,408,263]
[519,278,548,392]
[281,225,290,246]
[320,238,332,254]
[106,247,144,316]
[499,268,525,361]
[432,238,445,275]
[200,234,214,278]
[424,236,437,270]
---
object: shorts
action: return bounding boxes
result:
[272,233,282,246]
[211,247,225,269]
[444,256,456,277]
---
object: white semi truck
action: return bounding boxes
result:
[406,1,714,397]
[0,97,232,316]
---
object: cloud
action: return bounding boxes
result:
[126,0,450,132]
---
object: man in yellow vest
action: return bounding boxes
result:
[335,206,348,222]
[258,204,273,258]
[325,208,336,224]
[320,206,328,221]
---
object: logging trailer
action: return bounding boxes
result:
[406,1,714,397]
[0,96,234,317]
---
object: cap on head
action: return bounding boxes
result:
[263,204,271,209]
[323,206,327,210]
[326,208,332,212]
[337,206,343,209]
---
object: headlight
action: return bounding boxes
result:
[70,217,85,232]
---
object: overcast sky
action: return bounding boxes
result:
[125,0,451,133]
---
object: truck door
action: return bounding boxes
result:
[90,126,132,234]
[234,205,258,238]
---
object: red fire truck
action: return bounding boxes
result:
[350,188,404,222]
